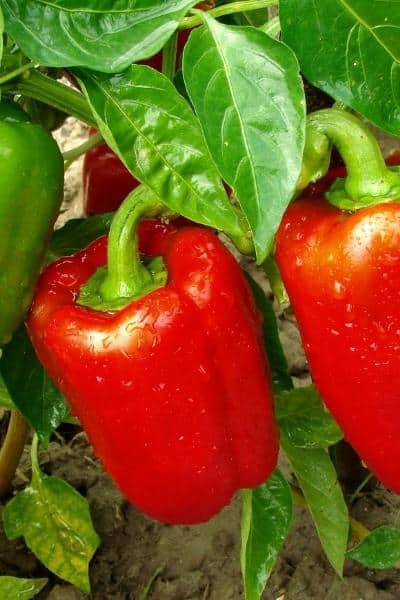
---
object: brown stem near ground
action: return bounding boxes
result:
[0,410,29,497]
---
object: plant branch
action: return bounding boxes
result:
[63,130,102,166]
[0,410,29,497]
[180,0,278,29]
[0,61,35,85]
[5,70,95,126]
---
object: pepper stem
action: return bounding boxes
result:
[99,187,168,303]
[301,109,400,210]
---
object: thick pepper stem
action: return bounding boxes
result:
[300,109,400,210]
[100,186,169,302]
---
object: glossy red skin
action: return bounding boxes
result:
[83,133,140,216]
[275,175,400,492]
[27,226,278,524]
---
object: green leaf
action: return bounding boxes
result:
[280,0,400,135]
[0,576,47,599]
[2,0,197,73]
[241,470,292,600]
[75,66,243,241]
[282,439,348,576]
[3,471,99,593]
[246,274,292,393]
[0,373,16,409]
[347,526,400,569]
[47,213,113,263]
[247,274,349,576]
[0,326,68,446]
[276,386,343,449]
[183,16,305,262]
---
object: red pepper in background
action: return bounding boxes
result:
[83,129,140,215]
[27,206,278,524]
[276,110,400,493]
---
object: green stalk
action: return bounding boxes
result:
[301,109,400,210]
[0,61,35,85]
[181,0,277,29]
[6,70,95,126]
[63,131,103,167]
[162,31,178,81]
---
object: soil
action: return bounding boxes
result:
[1,119,400,600]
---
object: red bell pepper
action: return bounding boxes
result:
[276,109,400,493]
[27,192,278,524]
[83,129,140,216]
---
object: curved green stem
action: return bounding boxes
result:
[0,61,35,85]
[63,130,102,164]
[5,70,95,126]
[303,109,400,209]
[260,16,281,38]
[162,31,178,81]
[181,0,277,29]
[101,187,165,301]
[30,433,41,481]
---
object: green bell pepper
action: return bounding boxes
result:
[0,100,64,345]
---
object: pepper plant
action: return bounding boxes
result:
[0,0,400,597]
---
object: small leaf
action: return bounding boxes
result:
[47,213,113,263]
[276,386,343,449]
[0,576,47,599]
[0,374,16,409]
[241,470,292,600]
[280,0,400,135]
[0,326,68,446]
[347,526,400,569]
[2,0,197,73]
[183,16,305,261]
[3,472,99,593]
[282,438,348,576]
[75,66,243,241]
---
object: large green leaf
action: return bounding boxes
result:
[183,15,305,262]
[0,577,47,599]
[241,470,293,600]
[282,438,348,576]
[3,469,99,593]
[2,0,196,73]
[347,526,400,569]
[75,66,243,241]
[280,0,400,135]
[0,373,16,409]
[0,326,68,446]
[276,386,343,449]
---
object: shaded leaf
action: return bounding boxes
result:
[246,274,292,394]
[3,471,99,593]
[280,0,400,135]
[276,386,343,449]
[0,326,68,446]
[241,470,292,600]
[47,213,113,263]
[75,66,243,241]
[2,0,197,73]
[348,526,400,569]
[0,373,16,409]
[183,16,305,261]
